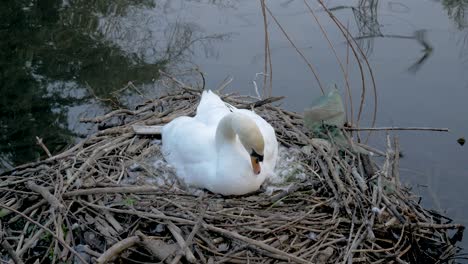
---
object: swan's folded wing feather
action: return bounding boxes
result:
[195,90,230,126]
[161,116,216,185]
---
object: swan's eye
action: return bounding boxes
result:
[250,150,264,162]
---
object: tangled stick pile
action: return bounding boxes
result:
[0,82,464,263]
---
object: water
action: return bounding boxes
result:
[1,0,467,254]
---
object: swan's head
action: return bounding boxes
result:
[232,114,265,175]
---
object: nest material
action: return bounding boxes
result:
[0,84,464,264]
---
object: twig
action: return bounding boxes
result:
[355,142,385,156]
[260,0,273,97]
[171,206,205,264]
[83,202,310,264]
[345,127,449,132]
[132,125,162,135]
[96,236,140,264]
[26,181,64,211]
[79,201,195,225]
[251,96,285,108]
[345,224,368,264]
[35,136,52,158]
[159,70,200,92]
[165,222,197,263]
[224,96,284,109]
[63,186,165,197]
[0,204,87,264]
[17,218,53,257]
[393,136,400,186]
[270,184,302,203]
[202,224,311,264]
[216,76,233,93]
[264,4,324,93]
[381,195,406,224]
[8,200,46,224]
[1,240,24,264]
[136,231,178,263]
[80,109,136,123]
[413,223,464,229]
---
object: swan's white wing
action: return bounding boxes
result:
[161,116,217,187]
[195,90,231,126]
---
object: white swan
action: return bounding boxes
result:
[161,90,278,195]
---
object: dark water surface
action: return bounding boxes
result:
[1,0,467,254]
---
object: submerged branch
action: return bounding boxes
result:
[345,127,450,132]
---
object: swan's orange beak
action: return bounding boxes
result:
[251,156,261,175]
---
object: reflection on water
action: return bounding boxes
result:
[352,0,381,55]
[0,0,228,169]
[330,0,434,72]
[442,0,468,62]
[407,29,433,73]
[442,0,468,29]
[328,0,382,55]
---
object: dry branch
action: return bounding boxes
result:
[345,127,450,132]
[96,236,140,264]
[136,231,178,263]
[0,204,87,264]
[63,186,163,197]
[1,240,24,264]
[35,136,52,158]
[26,181,64,211]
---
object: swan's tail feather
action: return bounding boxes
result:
[196,90,230,125]
[197,90,226,112]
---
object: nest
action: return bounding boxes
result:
[0,80,464,264]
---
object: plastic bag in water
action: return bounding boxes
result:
[304,88,345,132]
[303,87,370,155]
